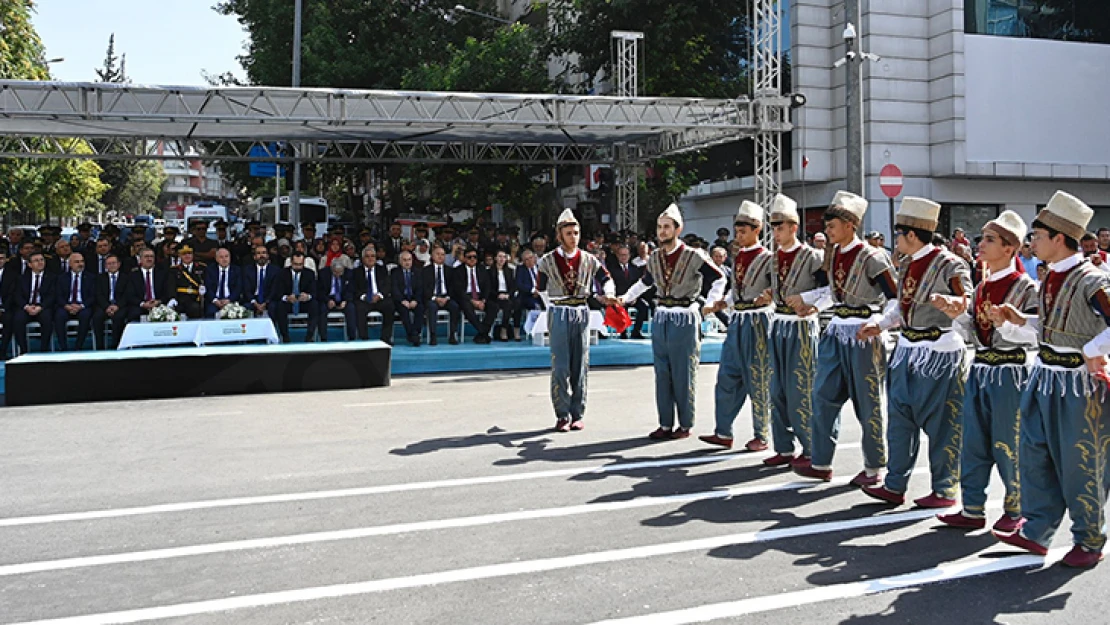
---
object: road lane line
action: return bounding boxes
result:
[0,444,858,528]
[0,466,910,578]
[342,399,444,407]
[587,548,1069,624]
[7,504,952,625]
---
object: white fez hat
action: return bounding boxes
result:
[895,197,941,232]
[827,190,868,225]
[1035,190,1094,242]
[983,210,1027,247]
[735,200,764,228]
[768,193,799,224]
[658,203,684,228]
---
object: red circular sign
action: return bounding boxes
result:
[880,164,903,198]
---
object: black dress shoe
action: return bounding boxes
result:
[429,335,438,345]
[449,335,459,345]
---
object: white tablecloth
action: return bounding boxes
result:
[118,318,281,350]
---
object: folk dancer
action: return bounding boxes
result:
[761,193,825,467]
[621,204,727,440]
[858,198,973,508]
[994,191,1110,569]
[535,209,617,432]
[786,191,898,485]
[699,200,774,451]
[936,210,1037,532]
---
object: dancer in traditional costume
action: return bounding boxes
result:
[858,197,973,507]
[936,210,1037,531]
[993,191,1110,569]
[621,204,727,440]
[535,209,616,432]
[786,191,898,485]
[699,200,774,451]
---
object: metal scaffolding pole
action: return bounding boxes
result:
[612,30,643,233]
[290,0,303,227]
[750,0,785,218]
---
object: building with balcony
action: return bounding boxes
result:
[153,141,237,212]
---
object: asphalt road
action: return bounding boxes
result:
[0,365,1104,624]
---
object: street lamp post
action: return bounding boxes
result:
[290,0,303,228]
[833,0,878,198]
[452,4,513,25]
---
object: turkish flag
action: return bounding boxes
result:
[604,304,632,333]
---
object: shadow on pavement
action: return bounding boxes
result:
[389,426,555,456]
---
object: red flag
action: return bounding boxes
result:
[604,304,632,333]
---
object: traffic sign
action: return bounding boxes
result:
[248,144,286,178]
[879,164,903,198]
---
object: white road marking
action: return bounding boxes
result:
[194,411,244,417]
[8,505,957,625]
[341,399,444,407]
[0,445,858,528]
[587,548,1068,625]
[0,466,908,578]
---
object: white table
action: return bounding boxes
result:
[525,310,608,347]
[117,318,280,350]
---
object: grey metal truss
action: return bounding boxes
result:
[0,81,774,166]
[611,31,644,231]
[751,0,787,230]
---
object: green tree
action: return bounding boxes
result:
[0,1,107,222]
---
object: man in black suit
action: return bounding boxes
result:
[127,248,169,322]
[241,245,277,318]
[421,245,459,345]
[391,250,424,346]
[203,248,243,318]
[380,221,405,265]
[0,249,21,358]
[450,246,492,344]
[12,251,57,353]
[271,251,316,343]
[93,254,132,350]
[315,254,356,342]
[52,251,97,350]
[611,245,649,339]
[351,245,395,344]
[514,249,544,334]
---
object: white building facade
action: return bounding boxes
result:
[681,0,1110,241]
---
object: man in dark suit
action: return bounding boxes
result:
[12,251,57,353]
[487,250,517,341]
[0,248,22,358]
[450,246,492,344]
[127,248,169,322]
[391,250,424,346]
[241,244,277,318]
[270,251,316,343]
[315,254,356,342]
[203,248,243,318]
[611,245,650,339]
[514,249,544,335]
[52,251,97,350]
[421,245,459,345]
[92,254,132,350]
[380,221,406,265]
[351,245,395,344]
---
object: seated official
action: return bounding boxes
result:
[450,246,493,344]
[242,245,277,318]
[514,249,544,337]
[611,245,650,339]
[271,251,316,343]
[127,248,170,322]
[53,251,97,351]
[351,245,395,345]
[167,245,205,320]
[315,254,357,342]
[422,245,460,345]
[487,250,518,341]
[391,250,424,346]
[92,254,132,350]
[12,252,57,353]
[0,249,21,359]
[204,248,242,318]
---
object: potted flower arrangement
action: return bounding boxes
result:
[218,302,250,320]
[148,304,181,322]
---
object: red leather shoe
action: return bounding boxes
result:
[762,454,794,467]
[671,427,692,440]
[992,515,1025,535]
[793,465,833,482]
[698,434,733,448]
[849,470,882,488]
[648,427,674,440]
[1061,545,1104,569]
[913,493,958,509]
[937,512,987,529]
[861,485,905,505]
[744,438,769,452]
[555,418,571,433]
[993,530,1048,556]
[569,420,585,431]
[790,456,812,469]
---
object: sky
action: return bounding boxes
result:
[32,0,247,86]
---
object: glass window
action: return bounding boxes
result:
[966,1,1110,44]
[940,204,1001,241]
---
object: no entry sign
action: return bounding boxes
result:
[880,164,903,198]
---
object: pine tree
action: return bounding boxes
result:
[95,34,126,83]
